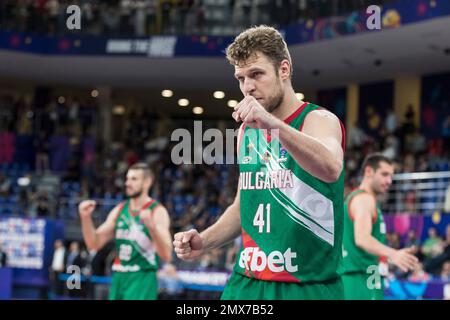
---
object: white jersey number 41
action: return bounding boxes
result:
[253,203,271,233]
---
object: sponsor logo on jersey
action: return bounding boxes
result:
[238,247,298,273]
[277,147,288,163]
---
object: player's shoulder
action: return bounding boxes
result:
[153,202,169,215]
[110,201,127,216]
[350,191,377,207]
[146,199,168,214]
[306,107,340,124]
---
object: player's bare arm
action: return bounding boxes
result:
[140,205,173,262]
[174,124,247,262]
[352,193,418,272]
[79,200,121,251]
[233,98,343,183]
[173,187,241,261]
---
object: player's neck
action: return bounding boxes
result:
[129,195,152,211]
[359,181,376,197]
[272,88,302,121]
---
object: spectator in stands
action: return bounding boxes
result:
[385,107,398,134]
[422,227,444,259]
[146,0,158,34]
[36,191,51,217]
[388,232,401,250]
[404,190,417,212]
[49,239,66,298]
[402,153,416,173]
[348,122,369,150]
[240,0,252,27]
[444,184,450,213]
[0,173,11,196]
[34,131,50,174]
[416,155,430,172]
[441,261,450,282]
[46,0,60,34]
[408,262,430,282]
[423,225,450,274]
[81,128,96,188]
[0,243,8,268]
[404,230,421,256]
[125,148,139,167]
[100,2,121,35]
[133,0,148,36]
[178,0,193,35]
[160,0,173,34]
[381,132,400,160]
[445,225,450,246]
[404,104,416,133]
[406,128,427,154]
[66,241,81,270]
[49,128,71,173]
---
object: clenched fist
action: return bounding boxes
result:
[232,96,279,129]
[173,229,204,261]
[78,200,97,219]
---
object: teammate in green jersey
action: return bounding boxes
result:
[173,25,346,300]
[79,162,172,300]
[340,153,418,300]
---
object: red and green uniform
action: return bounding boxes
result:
[340,189,388,300]
[109,199,160,300]
[221,102,346,300]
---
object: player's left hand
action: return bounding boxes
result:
[232,96,280,129]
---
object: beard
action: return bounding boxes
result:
[372,182,385,196]
[127,188,143,199]
[263,81,284,114]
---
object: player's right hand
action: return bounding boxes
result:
[173,229,204,261]
[390,246,419,272]
[78,200,96,219]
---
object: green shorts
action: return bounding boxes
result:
[221,272,344,300]
[109,270,158,300]
[341,272,384,300]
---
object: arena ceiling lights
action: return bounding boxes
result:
[192,106,204,115]
[178,98,189,107]
[161,90,173,98]
[113,105,126,115]
[227,100,238,108]
[213,91,225,99]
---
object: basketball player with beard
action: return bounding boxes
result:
[174,25,346,299]
[79,162,172,300]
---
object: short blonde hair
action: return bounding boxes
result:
[129,162,154,180]
[225,25,293,77]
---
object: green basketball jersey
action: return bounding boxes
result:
[112,199,160,272]
[341,189,387,274]
[234,102,345,283]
